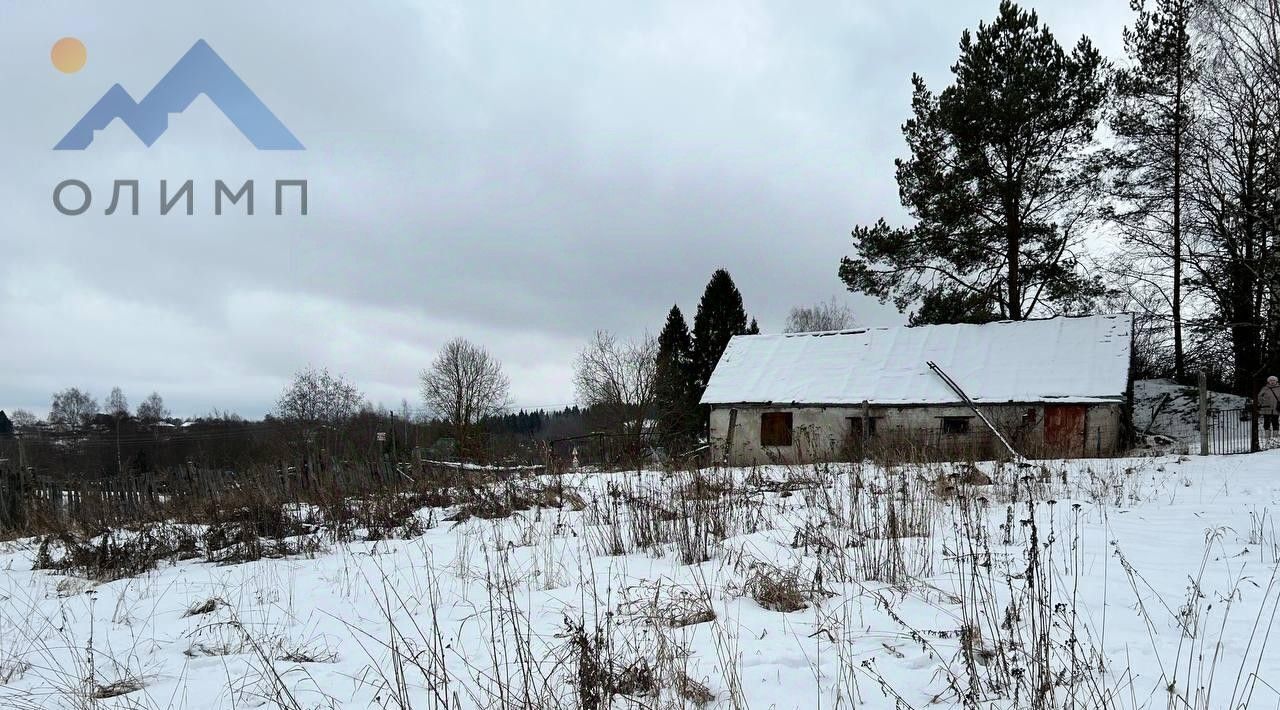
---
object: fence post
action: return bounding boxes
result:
[1251,399,1261,453]
[1199,371,1209,456]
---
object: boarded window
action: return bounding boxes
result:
[760,412,793,447]
[941,417,971,435]
[847,417,877,438]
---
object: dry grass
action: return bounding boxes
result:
[92,676,145,699]
[1,451,1272,710]
[742,561,821,613]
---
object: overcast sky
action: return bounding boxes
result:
[0,0,1131,419]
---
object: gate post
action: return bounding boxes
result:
[1199,371,1209,456]
[1251,400,1261,453]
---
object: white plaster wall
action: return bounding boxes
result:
[708,403,1125,466]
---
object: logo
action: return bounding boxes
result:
[53,38,303,150]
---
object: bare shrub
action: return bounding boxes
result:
[617,581,716,629]
[32,526,197,582]
[562,616,657,708]
[742,562,819,613]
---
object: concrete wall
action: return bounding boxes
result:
[708,402,1126,466]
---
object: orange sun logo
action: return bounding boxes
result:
[51,37,87,73]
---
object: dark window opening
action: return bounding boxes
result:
[1023,408,1038,425]
[847,417,878,437]
[941,416,971,435]
[760,412,793,447]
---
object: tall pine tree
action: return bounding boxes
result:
[1108,0,1201,381]
[0,410,12,438]
[841,1,1109,321]
[691,269,751,395]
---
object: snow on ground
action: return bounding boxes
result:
[0,452,1278,709]
[1133,378,1248,443]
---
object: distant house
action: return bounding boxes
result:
[700,314,1134,465]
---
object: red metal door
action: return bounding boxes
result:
[1043,405,1086,456]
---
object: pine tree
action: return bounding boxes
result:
[1108,0,1201,381]
[841,1,1109,321]
[654,305,697,446]
[0,410,13,438]
[908,288,1001,325]
[691,269,750,394]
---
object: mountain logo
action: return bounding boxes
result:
[54,39,303,150]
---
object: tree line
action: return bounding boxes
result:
[841,0,1279,394]
[2,388,171,433]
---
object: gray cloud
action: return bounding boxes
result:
[0,0,1130,418]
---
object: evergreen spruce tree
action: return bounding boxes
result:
[654,305,697,446]
[841,1,1109,322]
[691,269,751,394]
[0,410,12,438]
[1108,0,1201,381]
[746,318,760,335]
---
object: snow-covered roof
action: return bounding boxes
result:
[700,314,1133,406]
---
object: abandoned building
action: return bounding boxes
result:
[701,314,1134,465]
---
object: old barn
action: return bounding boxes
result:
[701,314,1134,465]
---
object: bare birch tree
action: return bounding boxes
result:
[49,388,98,430]
[136,392,170,423]
[574,330,658,436]
[9,409,39,429]
[783,298,856,333]
[275,367,363,426]
[1179,0,1280,392]
[106,387,129,418]
[420,338,511,456]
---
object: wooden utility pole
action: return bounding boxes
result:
[1198,371,1209,456]
[389,410,398,465]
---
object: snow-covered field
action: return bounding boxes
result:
[1,453,1278,709]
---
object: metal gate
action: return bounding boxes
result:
[1208,408,1255,455]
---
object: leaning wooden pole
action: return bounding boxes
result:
[926,361,1025,463]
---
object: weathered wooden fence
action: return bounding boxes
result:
[0,456,523,533]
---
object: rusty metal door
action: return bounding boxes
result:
[1043,405,1086,457]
